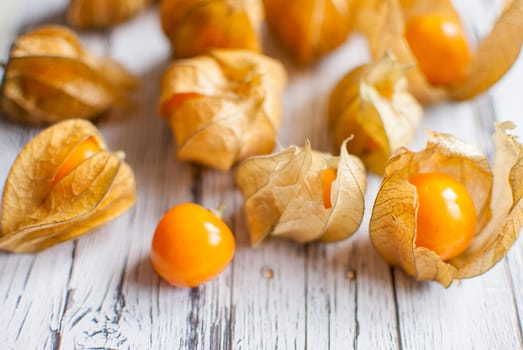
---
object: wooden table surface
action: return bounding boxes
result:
[1,0,522,349]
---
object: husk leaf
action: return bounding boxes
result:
[360,0,523,104]
[236,139,366,246]
[328,54,422,175]
[161,0,263,58]
[0,119,136,253]
[159,49,286,170]
[450,0,523,100]
[263,0,353,63]
[370,123,523,287]
[67,0,153,28]
[0,25,137,125]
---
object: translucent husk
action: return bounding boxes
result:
[0,119,137,253]
[0,25,137,125]
[369,123,523,287]
[328,54,422,175]
[160,0,263,58]
[236,139,366,246]
[158,49,287,171]
[354,0,523,104]
[263,0,353,63]
[67,0,153,28]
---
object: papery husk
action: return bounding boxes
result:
[67,0,153,28]
[328,54,422,175]
[160,0,263,58]
[358,0,523,104]
[236,139,366,246]
[369,122,523,287]
[0,119,136,253]
[159,49,286,170]
[263,0,353,64]
[0,25,137,125]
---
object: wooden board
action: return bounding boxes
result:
[0,0,522,349]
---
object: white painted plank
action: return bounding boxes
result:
[0,0,523,349]
[0,1,75,349]
[393,1,523,348]
[305,240,357,349]
[395,262,521,350]
[394,70,522,350]
[56,12,196,348]
[0,245,73,349]
[354,175,401,350]
[231,225,308,350]
[506,240,523,344]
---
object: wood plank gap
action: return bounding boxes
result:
[304,244,309,350]
[352,270,359,350]
[471,93,496,159]
[54,240,78,350]
[327,296,331,350]
[187,165,203,349]
[20,255,36,292]
[505,258,523,346]
[227,194,239,350]
[390,268,403,350]
[190,166,203,204]
[15,305,32,341]
[188,286,202,349]
[151,279,161,349]
[112,254,129,324]
[4,257,26,310]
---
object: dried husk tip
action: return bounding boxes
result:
[159,49,287,171]
[161,0,263,58]
[236,139,366,246]
[67,0,153,28]
[328,53,422,175]
[0,25,137,125]
[0,119,137,253]
[263,0,353,63]
[370,122,523,287]
[356,0,523,104]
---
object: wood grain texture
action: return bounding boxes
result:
[0,0,522,349]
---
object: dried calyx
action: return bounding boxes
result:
[354,0,523,104]
[158,49,287,171]
[263,0,353,63]
[0,25,137,125]
[328,54,422,175]
[236,139,366,246]
[0,119,136,253]
[67,0,153,28]
[370,123,523,287]
[160,0,263,58]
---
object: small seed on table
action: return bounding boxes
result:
[346,270,356,280]
[262,266,274,280]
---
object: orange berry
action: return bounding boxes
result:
[409,172,477,261]
[52,136,101,186]
[151,203,235,288]
[161,92,202,116]
[321,168,337,209]
[404,14,472,85]
[366,138,380,151]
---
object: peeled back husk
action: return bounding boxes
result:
[67,0,153,28]
[158,49,287,171]
[0,119,136,253]
[263,0,353,63]
[236,139,366,246]
[328,53,422,175]
[0,25,137,125]
[160,0,263,58]
[355,0,523,104]
[370,123,523,287]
